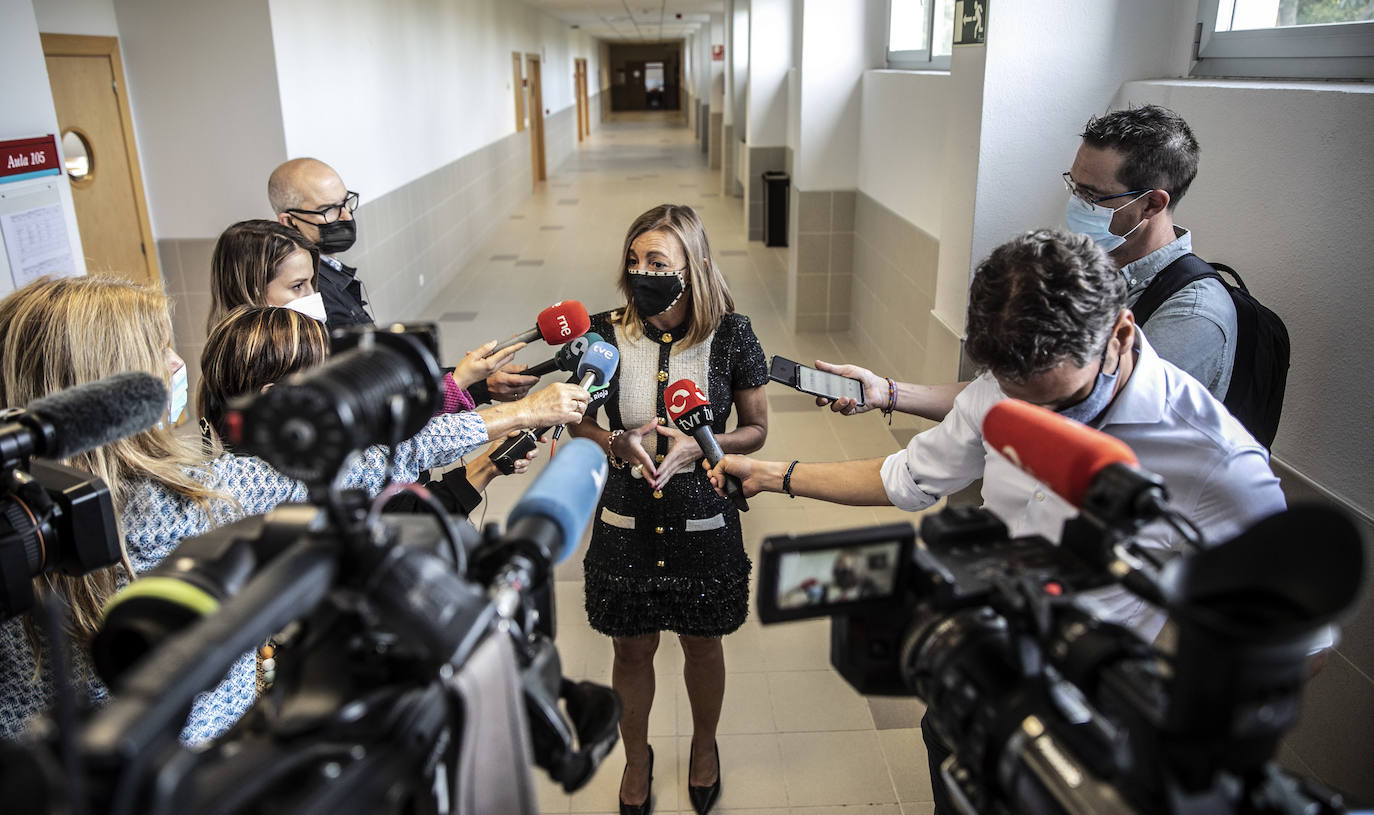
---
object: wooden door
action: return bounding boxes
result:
[579,59,591,138]
[526,55,546,184]
[574,59,586,142]
[41,34,159,287]
[625,61,647,109]
[512,52,526,132]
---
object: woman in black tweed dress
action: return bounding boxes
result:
[570,205,768,815]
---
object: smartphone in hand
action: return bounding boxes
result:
[768,355,865,405]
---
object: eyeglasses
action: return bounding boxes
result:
[286,191,360,224]
[626,264,687,275]
[1062,173,1150,207]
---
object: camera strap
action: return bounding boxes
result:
[443,634,540,815]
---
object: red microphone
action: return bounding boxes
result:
[982,399,1138,508]
[665,379,748,511]
[489,300,591,355]
[982,398,1171,540]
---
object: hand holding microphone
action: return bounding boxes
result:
[488,300,591,356]
[664,379,748,511]
[489,341,618,474]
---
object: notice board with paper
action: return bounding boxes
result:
[0,178,79,297]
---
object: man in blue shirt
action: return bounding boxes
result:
[818,106,1237,423]
[1065,104,1236,400]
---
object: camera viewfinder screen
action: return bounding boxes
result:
[774,542,900,610]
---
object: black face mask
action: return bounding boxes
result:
[311,218,357,254]
[833,567,858,590]
[628,270,685,316]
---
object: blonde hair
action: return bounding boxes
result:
[199,305,330,449]
[0,276,226,650]
[616,204,734,350]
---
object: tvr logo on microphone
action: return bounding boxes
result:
[668,387,693,414]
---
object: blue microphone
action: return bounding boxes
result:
[507,437,609,565]
[575,340,619,390]
[550,340,619,444]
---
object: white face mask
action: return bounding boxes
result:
[1064,191,1151,253]
[284,291,328,323]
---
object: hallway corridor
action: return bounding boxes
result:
[418,113,938,814]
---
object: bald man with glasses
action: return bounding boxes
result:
[269,157,371,327]
[267,157,537,403]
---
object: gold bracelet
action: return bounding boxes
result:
[606,429,626,469]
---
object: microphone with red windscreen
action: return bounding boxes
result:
[489,300,591,355]
[665,379,748,512]
[982,399,1167,527]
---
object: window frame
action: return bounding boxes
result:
[1193,0,1374,80]
[887,0,952,71]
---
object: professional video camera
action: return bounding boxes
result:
[0,372,167,623]
[4,323,620,815]
[756,400,1364,815]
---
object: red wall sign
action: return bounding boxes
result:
[0,135,61,184]
[711,45,725,61]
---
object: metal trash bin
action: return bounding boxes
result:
[762,171,790,247]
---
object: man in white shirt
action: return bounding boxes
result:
[709,229,1284,642]
[710,229,1285,814]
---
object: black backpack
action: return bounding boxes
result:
[1131,253,1289,448]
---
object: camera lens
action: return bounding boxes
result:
[234,330,442,485]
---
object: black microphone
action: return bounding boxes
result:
[526,332,604,378]
[664,379,748,512]
[0,372,167,465]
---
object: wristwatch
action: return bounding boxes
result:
[606,429,626,469]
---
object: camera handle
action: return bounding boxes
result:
[520,635,622,792]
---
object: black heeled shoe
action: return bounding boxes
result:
[619,744,653,815]
[688,740,722,815]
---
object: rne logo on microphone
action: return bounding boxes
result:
[557,314,572,337]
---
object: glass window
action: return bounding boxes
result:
[1194,0,1374,78]
[887,0,955,70]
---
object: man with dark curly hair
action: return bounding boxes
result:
[710,229,1288,812]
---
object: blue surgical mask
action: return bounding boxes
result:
[1064,192,1150,253]
[1056,346,1118,425]
[168,365,188,425]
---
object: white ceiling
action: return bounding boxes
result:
[523,0,723,42]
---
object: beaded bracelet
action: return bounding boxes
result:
[782,460,799,498]
[882,377,897,426]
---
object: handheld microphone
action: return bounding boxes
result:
[664,379,748,512]
[982,399,1167,524]
[0,371,168,467]
[552,341,618,443]
[489,300,591,356]
[504,437,609,566]
[490,341,620,473]
[526,332,604,378]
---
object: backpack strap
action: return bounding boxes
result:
[1131,253,1224,325]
